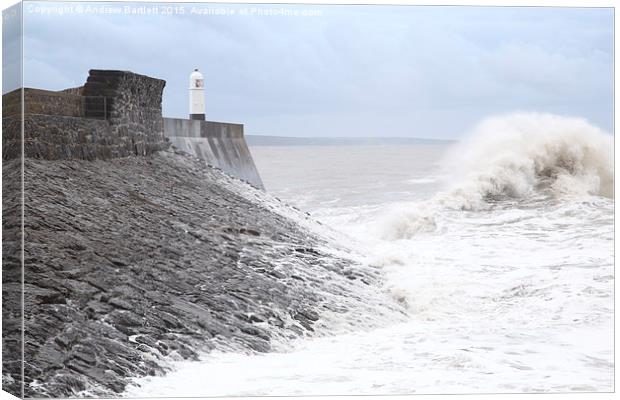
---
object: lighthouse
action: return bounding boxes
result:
[189,68,205,120]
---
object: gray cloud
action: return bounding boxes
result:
[18,2,613,138]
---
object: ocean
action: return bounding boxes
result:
[126,113,614,395]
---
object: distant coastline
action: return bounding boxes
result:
[246,135,455,146]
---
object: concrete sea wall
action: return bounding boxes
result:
[164,118,264,189]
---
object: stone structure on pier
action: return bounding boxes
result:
[2,69,264,189]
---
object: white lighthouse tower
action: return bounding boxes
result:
[189,68,205,120]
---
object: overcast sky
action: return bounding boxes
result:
[6,2,615,138]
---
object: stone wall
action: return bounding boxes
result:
[83,70,167,156]
[164,118,264,189]
[60,86,84,96]
[2,115,22,160]
[3,112,170,161]
[3,88,84,118]
[2,70,169,161]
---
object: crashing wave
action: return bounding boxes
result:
[380,113,613,240]
[440,112,613,209]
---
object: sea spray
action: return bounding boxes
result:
[441,112,613,207]
[378,113,614,240]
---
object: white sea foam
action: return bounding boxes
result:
[406,177,438,185]
[127,114,614,396]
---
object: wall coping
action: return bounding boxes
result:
[163,117,244,128]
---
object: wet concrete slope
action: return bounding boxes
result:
[164,118,264,189]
